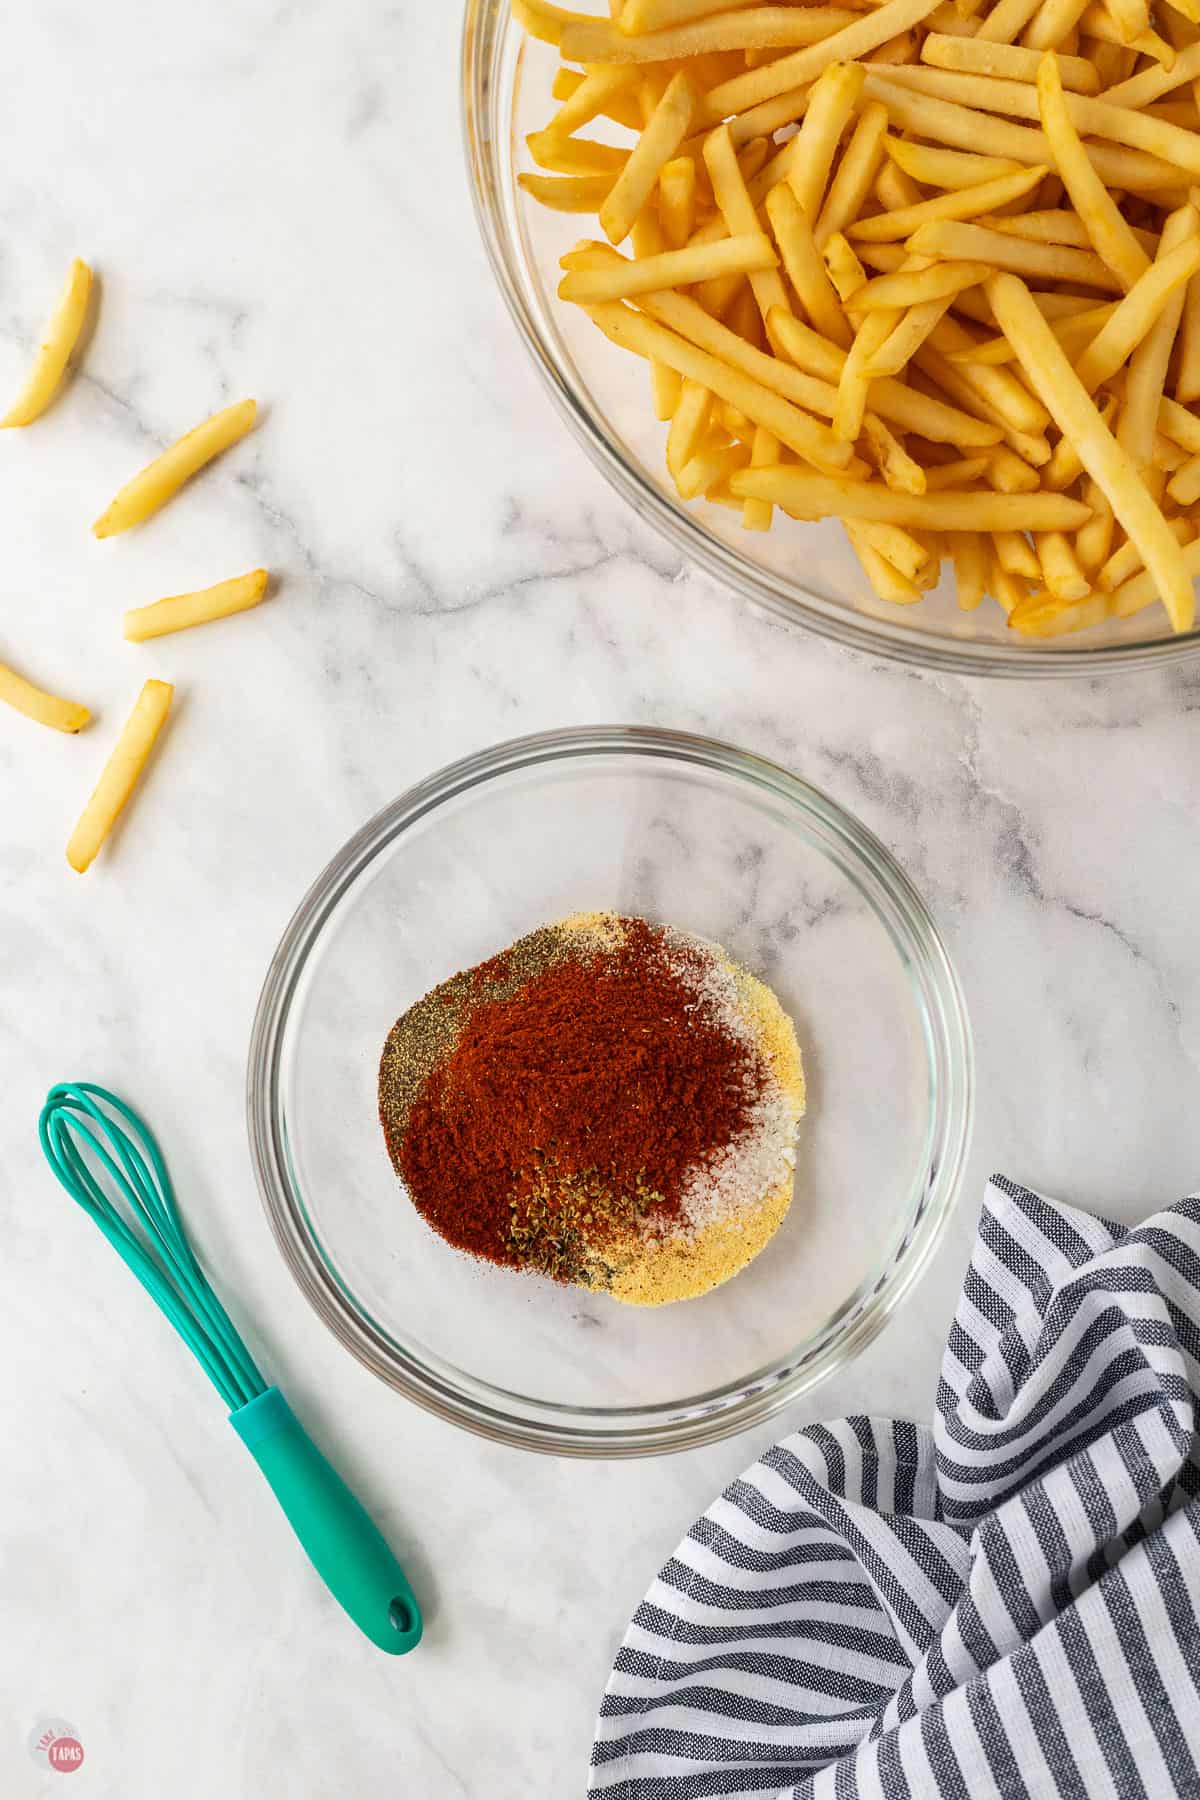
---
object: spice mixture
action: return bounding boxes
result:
[378,912,805,1306]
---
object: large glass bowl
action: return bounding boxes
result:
[462,1,1200,676]
[247,728,972,1456]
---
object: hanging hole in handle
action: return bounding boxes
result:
[389,1597,414,1634]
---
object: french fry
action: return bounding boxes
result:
[676,432,751,497]
[1101,38,1200,109]
[845,520,925,599]
[924,454,993,486]
[883,137,1026,188]
[743,425,779,528]
[511,0,594,46]
[987,270,1195,629]
[562,8,862,59]
[866,65,1200,180]
[729,465,1091,526]
[950,531,989,607]
[526,135,628,176]
[599,71,694,244]
[850,261,994,309]
[519,172,621,211]
[823,232,869,301]
[922,31,1100,90]
[65,679,173,874]
[559,234,778,302]
[863,295,956,375]
[1025,0,1098,52]
[703,125,793,322]
[1036,530,1091,597]
[2,258,92,429]
[851,518,931,579]
[659,156,697,247]
[666,379,712,475]
[122,569,270,642]
[1035,52,1151,291]
[765,182,853,345]
[92,399,257,538]
[1099,511,1191,587]
[0,661,91,733]
[581,299,854,466]
[1117,204,1197,468]
[975,0,1044,41]
[994,528,1042,575]
[908,217,1122,289]
[695,0,947,123]
[1073,236,1200,389]
[865,73,1182,191]
[847,165,1046,241]
[814,102,890,247]
[620,0,764,30]
[1075,480,1114,572]
[788,61,867,224]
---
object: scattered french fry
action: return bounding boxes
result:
[93,399,257,538]
[0,662,91,733]
[2,258,93,428]
[66,680,173,874]
[122,569,270,642]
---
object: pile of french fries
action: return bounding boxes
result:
[514,0,1200,638]
[0,259,268,870]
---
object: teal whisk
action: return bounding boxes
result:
[38,1082,422,1655]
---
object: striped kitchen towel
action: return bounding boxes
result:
[590,1177,1200,1798]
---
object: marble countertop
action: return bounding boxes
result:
[3,3,1199,1795]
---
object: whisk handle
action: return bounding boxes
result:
[230,1388,422,1655]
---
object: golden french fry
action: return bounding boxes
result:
[581,298,854,466]
[1101,36,1200,108]
[666,379,712,476]
[924,455,992,487]
[730,465,1091,526]
[860,414,925,492]
[845,520,924,601]
[676,433,751,498]
[563,8,860,59]
[2,258,93,428]
[695,0,945,123]
[659,156,697,248]
[122,569,270,642]
[1036,52,1151,293]
[923,31,1099,89]
[511,0,593,44]
[849,518,931,578]
[814,102,890,248]
[908,218,1122,289]
[1118,205,1197,468]
[869,64,1200,179]
[92,399,257,538]
[1099,512,1191,588]
[526,135,628,176]
[66,679,173,873]
[851,261,993,310]
[848,165,1046,242]
[788,61,866,224]
[770,306,1005,444]
[1073,238,1200,389]
[883,137,1025,189]
[703,125,792,322]
[987,271,1195,631]
[0,661,90,733]
[1036,530,1091,598]
[862,297,955,376]
[822,232,869,302]
[951,531,989,607]
[519,172,621,212]
[559,234,777,303]
[742,425,779,529]
[994,529,1042,576]
[599,71,694,243]
[975,0,1043,41]
[620,0,763,30]
[765,183,852,346]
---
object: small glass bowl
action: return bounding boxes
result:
[461,0,1200,676]
[247,728,972,1456]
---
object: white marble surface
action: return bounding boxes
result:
[2,3,1200,1796]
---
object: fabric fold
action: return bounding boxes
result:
[590,1178,1200,1799]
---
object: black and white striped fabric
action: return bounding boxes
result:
[591,1177,1200,1798]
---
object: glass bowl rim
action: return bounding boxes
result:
[246,725,974,1456]
[460,0,1200,679]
